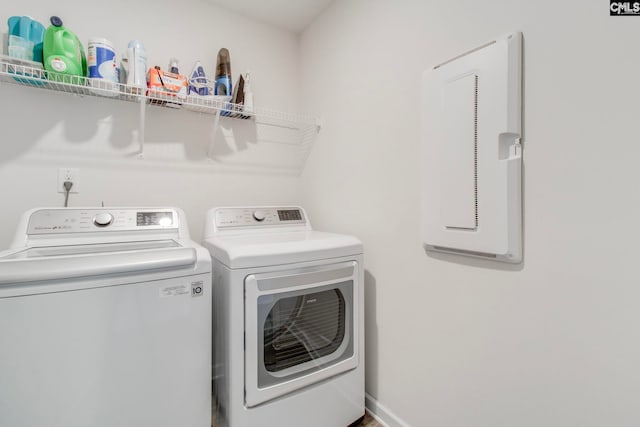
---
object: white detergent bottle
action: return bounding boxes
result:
[126,40,146,87]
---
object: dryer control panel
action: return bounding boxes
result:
[215,207,306,228]
[27,209,179,235]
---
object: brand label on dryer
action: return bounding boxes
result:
[159,284,189,298]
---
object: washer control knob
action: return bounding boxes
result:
[93,213,114,227]
[253,211,266,222]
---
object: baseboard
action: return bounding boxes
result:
[364,407,390,427]
[365,393,410,427]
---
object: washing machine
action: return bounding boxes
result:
[0,207,212,427]
[203,206,364,427]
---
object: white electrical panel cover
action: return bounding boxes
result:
[421,32,522,263]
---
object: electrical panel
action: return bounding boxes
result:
[421,32,523,263]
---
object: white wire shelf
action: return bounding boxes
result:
[0,56,320,172]
[0,56,142,102]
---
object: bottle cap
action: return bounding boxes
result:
[128,40,144,49]
[50,16,63,27]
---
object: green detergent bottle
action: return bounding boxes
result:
[43,16,87,83]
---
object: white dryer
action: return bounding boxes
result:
[0,207,212,427]
[204,206,364,427]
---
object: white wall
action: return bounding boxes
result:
[300,1,640,426]
[0,0,303,246]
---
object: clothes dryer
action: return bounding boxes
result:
[0,207,212,427]
[204,206,364,427]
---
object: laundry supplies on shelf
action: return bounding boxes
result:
[147,63,188,108]
[42,16,86,83]
[7,16,45,62]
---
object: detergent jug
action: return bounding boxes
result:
[43,16,86,82]
[7,16,45,62]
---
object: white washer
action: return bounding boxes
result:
[204,206,364,427]
[0,207,212,427]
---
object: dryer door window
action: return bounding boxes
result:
[262,285,349,374]
[244,261,359,407]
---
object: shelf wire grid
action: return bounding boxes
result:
[0,57,320,172]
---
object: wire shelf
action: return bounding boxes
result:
[0,56,141,102]
[1,57,318,122]
[0,56,320,172]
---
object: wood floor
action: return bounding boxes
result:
[360,412,385,426]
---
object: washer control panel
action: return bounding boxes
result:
[215,207,306,228]
[27,209,178,235]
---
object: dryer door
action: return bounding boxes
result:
[244,261,359,407]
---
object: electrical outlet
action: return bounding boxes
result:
[57,168,80,193]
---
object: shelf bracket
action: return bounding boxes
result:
[207,109,223,160]
[137,96,146,158]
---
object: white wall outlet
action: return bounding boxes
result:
[57,168,80,193]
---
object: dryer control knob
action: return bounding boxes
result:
[93,213,114,227]
[253,211,266,222]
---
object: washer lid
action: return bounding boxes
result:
[0,240,200,285]
[204,230,363,268]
